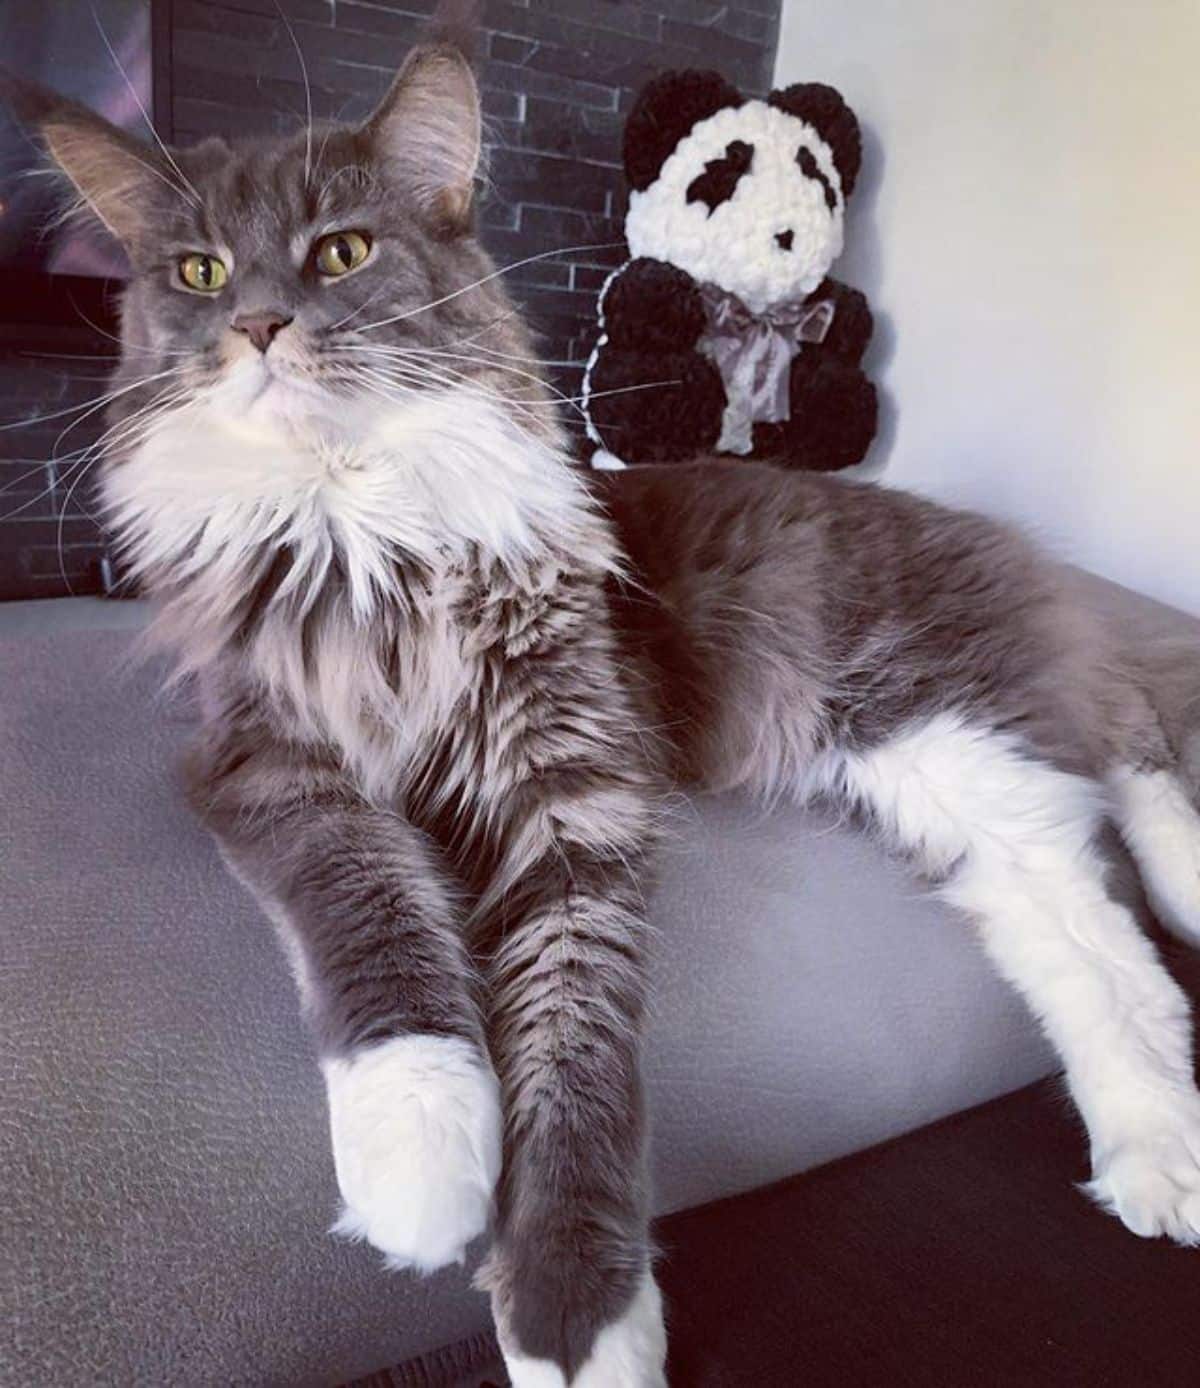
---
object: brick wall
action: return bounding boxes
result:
[0,0,781,600]
[0,349,116,599]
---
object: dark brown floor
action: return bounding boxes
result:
[659,1077,1200,1387]
[355,1072,1200,1387]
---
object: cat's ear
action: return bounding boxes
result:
[364,31,482,236]
[0,69,181,248]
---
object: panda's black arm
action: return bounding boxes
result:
[600,257,708,353]
[812,277,874,366]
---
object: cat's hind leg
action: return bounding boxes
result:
[1110,764,1200,949]
[1101,676,1200,949]
[827,712,1200,1245]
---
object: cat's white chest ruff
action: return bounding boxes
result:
[105,391,607,607]
[105,388,591,603]
[106,386,613,796]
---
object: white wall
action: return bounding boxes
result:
[776,0,1200,614]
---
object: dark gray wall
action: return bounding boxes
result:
[1,0,782,599]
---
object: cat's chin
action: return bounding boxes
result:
[217,362,441,453]
[221,358,343,433]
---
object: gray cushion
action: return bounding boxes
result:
[1,580,1196,1386]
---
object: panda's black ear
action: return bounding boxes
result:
[623,70,744,192]
[769,82,862,196]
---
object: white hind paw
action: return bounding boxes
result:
[323,1035,501,1273]
[1087,1121,1200,1245]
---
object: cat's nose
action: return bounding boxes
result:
[775,229,795,252]
[232,311,293,353]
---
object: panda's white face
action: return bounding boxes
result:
[624,101,845,315]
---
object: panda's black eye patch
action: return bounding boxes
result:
[797,146,838,212]
[686,140,755,215]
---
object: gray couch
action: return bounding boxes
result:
[2,579,1197,1387]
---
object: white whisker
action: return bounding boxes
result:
[0,366,185,432]
[563,380,683,405]
[455,336,563,366]
[346,342,581,420]
[88,2,202,207]
[54,384,200,592]
[356,362,518,415]
[331,342,679,422]
[382,344,574,410]
[313,97,359,182]
[20,351,123,363]
[55,455,104,595]
[352,242,625,334]
[0,458,61,500]
[0,462,79,523]
[273,0,313,187]
[352,353,547,413]
[354,363,551,433]
[326,279,395,334]
[78,385,194,468]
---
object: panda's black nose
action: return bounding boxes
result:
[775,229,794,252]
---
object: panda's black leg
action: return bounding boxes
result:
[811,279,875,366]
[763,355,878,471]
[586,345,724,464]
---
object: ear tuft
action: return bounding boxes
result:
[426,0,483,62]
[769,83,863,196]
[0,69,58,127]
[365,43,482,236]
[623,70,744,192]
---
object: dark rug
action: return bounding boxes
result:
[351,1073,1200,1386]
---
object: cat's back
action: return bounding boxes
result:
[592,460,1109,788]
[593,459,1054,658]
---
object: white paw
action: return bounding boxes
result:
[322,1034,502,1274]
[1087,1124,1200,1245]
[502,1270,667,1388]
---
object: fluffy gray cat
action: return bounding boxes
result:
[7,14,1200,1387]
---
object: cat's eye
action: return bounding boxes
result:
[178,252,228,293]
[315,231,372,277]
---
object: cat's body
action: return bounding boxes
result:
[601,462,1153,792]
[132,401,1200,1384]
[8,12,1200,1386]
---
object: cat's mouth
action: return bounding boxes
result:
[232,354,328,409]
[215,353,374,447]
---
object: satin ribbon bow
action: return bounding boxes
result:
[698,284,835,455]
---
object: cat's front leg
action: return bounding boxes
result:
[466,779,667,1386]
[323,1031,500,1273]
[190,741,499,1274]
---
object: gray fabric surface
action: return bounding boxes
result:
[1,579,1196,1387]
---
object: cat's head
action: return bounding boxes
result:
[2,21,535,437]
[0,8,591,623]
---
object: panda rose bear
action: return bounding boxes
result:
[584,70,878,471]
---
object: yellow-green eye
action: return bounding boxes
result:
[179,253,228,292]
[315,230,371,277]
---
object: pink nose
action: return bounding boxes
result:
[232,311,292,353]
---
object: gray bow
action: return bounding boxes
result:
[698,284,835,455]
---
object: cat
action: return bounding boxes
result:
[7,10,1200,1387]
